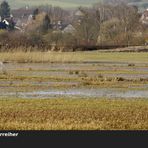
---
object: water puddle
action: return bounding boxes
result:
[1,62,148,99]
[1,88,148,99]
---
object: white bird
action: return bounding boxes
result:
[0,61,4,67]
[0,61,6,74]
[0,61,4,69]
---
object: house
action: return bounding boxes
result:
[0,16,22,31]
[11,7,33,20]
[140,9,148,25]
[11,7,33,29]
[3,18,11,26]
[51,20,68,31]
[62,24,76,34]
[75,9,85,17]
[74,9,85,25]
[2,17,16,30]
[0,18,12,30]
[0,22,7,29]
[15,17,29,30]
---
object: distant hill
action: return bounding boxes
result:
[0,0,101,9]
[128,0,148,12]
[0,0,147,9]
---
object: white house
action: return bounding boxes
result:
[2,19,9,25]
[140,8,148,25]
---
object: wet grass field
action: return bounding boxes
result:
[0,51,148,130]
[1,61,148,99]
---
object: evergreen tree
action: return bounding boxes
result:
[0,1,10,19]
[33,8,39,20]
[41,14,51,33]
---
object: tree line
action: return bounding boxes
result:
[0,1,147,52]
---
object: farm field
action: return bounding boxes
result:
[0,98,148,130]
[0,51,148,130]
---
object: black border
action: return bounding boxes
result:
[0,130,148,146]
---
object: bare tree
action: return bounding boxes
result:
[74,8,99,46]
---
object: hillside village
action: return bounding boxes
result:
[0,1,147,51]
[1,6,148,32]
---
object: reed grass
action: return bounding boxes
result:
[0,51,148,63]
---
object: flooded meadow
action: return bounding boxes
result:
[1,61,148,99]
[1,52,148,130]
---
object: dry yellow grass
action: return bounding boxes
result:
[0,51,84,63]
[0,98,148,130]
[0,51,148,63]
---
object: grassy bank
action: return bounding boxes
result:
[0,51,148,63]
[0,98,148,130]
